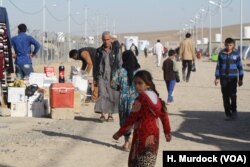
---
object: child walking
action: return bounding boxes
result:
[113,70,171,167]
[111,50,140,151]
[215,37,244,121]
[162,49,179,104]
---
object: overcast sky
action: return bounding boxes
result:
[2,0,250,36]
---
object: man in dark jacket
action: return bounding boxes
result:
[94,31,122,122]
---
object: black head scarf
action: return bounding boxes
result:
[122,50,140,86]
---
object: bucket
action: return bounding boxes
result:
[211,54,218,62]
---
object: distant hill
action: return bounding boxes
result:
[118,23,250,46]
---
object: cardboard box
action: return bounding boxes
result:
[29,73,45,87]
[8,87,26,103]
[11,102,28,117]
[51,108,74,120]
[44,76,58,88]
[74,91,82,113]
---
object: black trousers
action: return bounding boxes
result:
[220,78,238,117]
[182,60,192,81]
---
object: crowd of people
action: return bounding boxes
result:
[10,23,244,166]
[69,31,244,167]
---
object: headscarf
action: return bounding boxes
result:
[122,50,140,86]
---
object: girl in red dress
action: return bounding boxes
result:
[113,70,171,167]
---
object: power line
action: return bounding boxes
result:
[70,14,84,26]
[9,0,43,15]
[45,5,67,22]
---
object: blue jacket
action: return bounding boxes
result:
[215,49,244,80]
[11,32,40,65]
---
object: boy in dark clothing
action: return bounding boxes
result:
[215,38,244,121]
[162,49,179,105]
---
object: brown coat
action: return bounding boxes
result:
[162,58,176,81]
[179,38,196,61]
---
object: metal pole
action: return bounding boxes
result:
[240,0,243,60]
[220,3,223,48]
[96,14,99,47]
[209,4,212,58]
[105,16,108,31]
[84,7,88,40]
[201,15,204,50]
[195,19,198,48]
[113,19,116,35]
[43,0,46,64]
[68,0,71,60]
[179,30,182,42]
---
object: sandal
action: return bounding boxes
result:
[99,115,105,122]
[106,115,114,122]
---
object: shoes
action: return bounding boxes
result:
[225,112,238,121]
[166,101,173,105]
[99,115,106,122]
[231,112,238,120]
[106,114,114,122]
[224,117,233,121]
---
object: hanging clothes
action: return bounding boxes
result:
[0,7,14,74]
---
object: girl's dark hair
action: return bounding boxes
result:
[134,70,167,112]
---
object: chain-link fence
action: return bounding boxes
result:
[27,30,101,65]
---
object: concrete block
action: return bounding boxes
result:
[51,108,74,120]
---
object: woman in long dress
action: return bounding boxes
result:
[111,50,140,151]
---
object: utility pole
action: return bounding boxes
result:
[201,9,205,50]
[240,0,243,59]
[42,0,46,64]
[113,19,116,35]
[68,0,71,59]
[96,13,100,46]
[105,16,108,31]
[209,3,212,57]
[84,7,88,40]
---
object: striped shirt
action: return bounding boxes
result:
[215,49,244,80]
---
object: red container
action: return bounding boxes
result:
[44,66,55,77]
[50,83,75,108]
